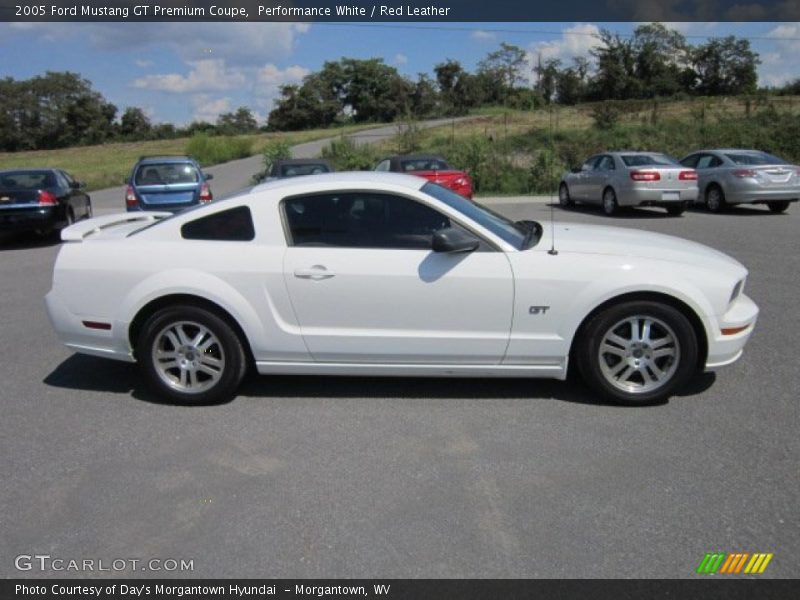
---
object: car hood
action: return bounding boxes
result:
[549,222,744,271]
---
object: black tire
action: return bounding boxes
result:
[85,201,93,219]
[602,187,618,216]
[136,305,247,404]
[558,183,573,208]
[767,200,790,214]
[575,300,698,406]
[705,184,726,213]
[666,203,686,216]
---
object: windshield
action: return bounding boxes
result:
[422,182,532,250]
[135,163,199,185]
[402,158,451,171]
[620,154,678,167]
[280,163,331,177]
[0,170,56,190]
[724,152,787,166]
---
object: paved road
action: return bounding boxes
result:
[0,199,797,578]
[90,118,467,213]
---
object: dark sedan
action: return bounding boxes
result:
[0,169,92,237]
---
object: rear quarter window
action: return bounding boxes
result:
[181,206,255,241]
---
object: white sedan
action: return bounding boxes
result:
[45,173,758,406]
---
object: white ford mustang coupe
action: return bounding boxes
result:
[46,173,758,405]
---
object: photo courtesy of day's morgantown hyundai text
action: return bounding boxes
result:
[45,173,758,406]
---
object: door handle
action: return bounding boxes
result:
[294,266,336,280]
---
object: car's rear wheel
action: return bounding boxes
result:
[137,305,247,404]
[559,183,573,207]
[602,187,618,216]
[575,301,698,405]
[706,185,726,212]
[767,200,790,214]
[666,203,686,216]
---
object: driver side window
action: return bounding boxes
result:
[283,192,452,249]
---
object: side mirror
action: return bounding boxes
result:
[571,166,582,174]
[432,227,480,253]
[204,173,214,180]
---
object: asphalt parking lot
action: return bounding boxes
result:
[0,196,797,578]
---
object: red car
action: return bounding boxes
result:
[375,154,473,199]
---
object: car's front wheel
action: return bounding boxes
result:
[706,185,726,212]
[575,301,698,405]
[559,183,573,207]
[602,187,618,216]
[137,305,247,404]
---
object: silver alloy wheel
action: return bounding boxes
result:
[603,189,617,215]
[598,315,680,394]
[151,320,226,394]
[707,187,722,211]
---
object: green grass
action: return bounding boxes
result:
[0,123,381,191]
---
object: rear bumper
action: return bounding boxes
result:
[725,187,800,205]
[620,187,699,206]
[45,290,135,362]
[704,293,758,371]
[0,206,64,232]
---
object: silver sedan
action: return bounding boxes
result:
[559,152,699,216]
[679,149,799,213]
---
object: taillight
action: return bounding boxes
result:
[679,170,698,181]
[732,169,757,178]
[630,170,661,182]
[38,190,57,206]
[125,185,138,207]
[199,182,213,202]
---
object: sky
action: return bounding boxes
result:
[1,21,799,125]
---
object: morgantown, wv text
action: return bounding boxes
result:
[16,583,392,597]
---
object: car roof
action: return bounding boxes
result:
[692,149,762,154]
[136,156,197,165]
[273,158,333,166]
[250,171,428,194]
[388,154,447,161]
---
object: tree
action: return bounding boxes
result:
[410,74,438,117]
[478,43,528,90]
[119,107,152,139]
[589,30,639,100]
[632,23,690,97]
[435,60,481,115]
[534,57,562,104]
[692,36,760,96]
[217,107,258,134]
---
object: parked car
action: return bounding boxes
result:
[679,149,799,213]
[376,154,473,198]
[559,151,699,216]
[46,173,757,407]
[0,168,92,237]
[262,159,334,182]
[125,155,213,212]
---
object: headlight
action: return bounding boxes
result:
[730,278,745,304]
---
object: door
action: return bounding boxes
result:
[571,156,600,200]
[584,154,615,203]
[281,191,514,364]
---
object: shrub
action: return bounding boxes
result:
[185,133,252,166]
[321,136,381,171]
[591,101,621,130]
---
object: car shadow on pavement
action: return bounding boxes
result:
[688,205,784,217]
[551,203,675,219]
[44,353,717,408]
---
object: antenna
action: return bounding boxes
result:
[548,204,558,255]
[547,104,558,256]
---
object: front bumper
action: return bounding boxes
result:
[704,293,758,370]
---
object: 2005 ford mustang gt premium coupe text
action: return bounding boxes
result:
[45,173,758,406]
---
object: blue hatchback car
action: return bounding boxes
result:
[125,156,213,212]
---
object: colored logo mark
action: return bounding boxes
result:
[696,552,773,574]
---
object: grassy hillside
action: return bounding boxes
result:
[0,123,379,191]
[402,95,800,195]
